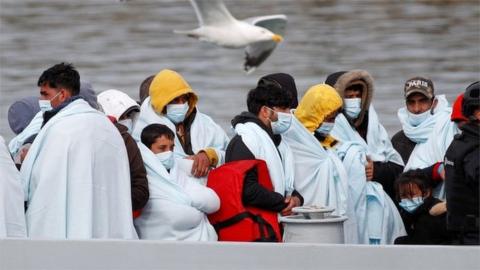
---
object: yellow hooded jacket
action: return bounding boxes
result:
[149,69,218,165]
[294,84,343,148]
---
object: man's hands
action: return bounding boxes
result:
[281,195,301,216]
[365,156,374,181]
[188,151,210,177]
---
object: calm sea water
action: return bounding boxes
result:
[1,0,479,141]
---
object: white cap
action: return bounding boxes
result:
[97,89,139,120]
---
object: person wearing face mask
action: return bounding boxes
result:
[135,124,219,241]
[326,70,404,201]
[8,81,100,159]
[394,170,451,245]
[132,69,229,179]
[97,89,149,217]
[283,84,405,244]
[225,81,303,220]
[392,77,455,200]
[20,63,137,239]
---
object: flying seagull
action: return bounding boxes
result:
[174,0,287,73]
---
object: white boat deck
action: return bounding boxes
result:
[1,239,479,270]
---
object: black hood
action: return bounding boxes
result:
[231,111,282,146]
[259,73,299,108]
[459,122,480,138]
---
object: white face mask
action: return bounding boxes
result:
[344,98,362,119]
[38,92,61,112]
[156,151,175,170]
[407,109,431,127]
[270,111,292,135]
[166,103,189,124]
[118,118,133,133]
[316,122,335,136]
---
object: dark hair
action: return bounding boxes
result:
[141,124,175,149]
[139,75,155,104]
[37,63,80,95]
[247,83,292,115]
[258,73,299,108]
[462,81,480,118]
[346,83,363,93]
[394,169,431,201]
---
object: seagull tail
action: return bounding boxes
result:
[173,29,201,39]
[244,65,256,75]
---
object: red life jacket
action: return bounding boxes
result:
[207,159,282,242]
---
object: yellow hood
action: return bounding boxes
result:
[149,69,198,115]
[295,84,343,133]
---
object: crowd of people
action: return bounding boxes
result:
[1,62,478,245]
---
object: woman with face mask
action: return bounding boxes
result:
[134,123,219,241]
[394,170,451,245]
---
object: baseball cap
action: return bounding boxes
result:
[404,76,434,99]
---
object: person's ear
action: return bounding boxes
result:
[260,106,269,118]
[430,98,438,114]
[58,88,69,102]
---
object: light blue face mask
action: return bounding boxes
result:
[270,111,292,135]
[316,122,335,136]
[166,102,189,124]
[156,150,175,170]
[399,197,424,213]
[38,92,61,112]
[343,98,362,119]
[407,109,431,127]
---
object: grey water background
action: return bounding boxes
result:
[1,0,479,141]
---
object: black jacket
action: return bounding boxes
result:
[395,197,451,245]
[225,112,303,212]
[445,122,479,233]
[372,161,404,200]
[115,123,149,211]
[391,130,416,165]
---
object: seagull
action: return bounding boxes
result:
[174,0,287,72]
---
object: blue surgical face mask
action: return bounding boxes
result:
[399,197,424,213]
[270,110,292,135]
[166,102,189,124]
[344,98,362,119]
[407,109,431,127]
[38,92,61,112]
[156,151,175,170]
[316,122,335,136]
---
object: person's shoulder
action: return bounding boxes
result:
[226,134,242,148]
[391,130,406,140]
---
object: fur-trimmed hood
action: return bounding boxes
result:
[325,69,374,128]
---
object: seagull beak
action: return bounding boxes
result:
[272,34,283,43]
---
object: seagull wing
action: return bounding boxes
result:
[243,15,287,72]
[190,0,236,26]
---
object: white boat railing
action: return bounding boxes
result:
[1,239,479,270]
